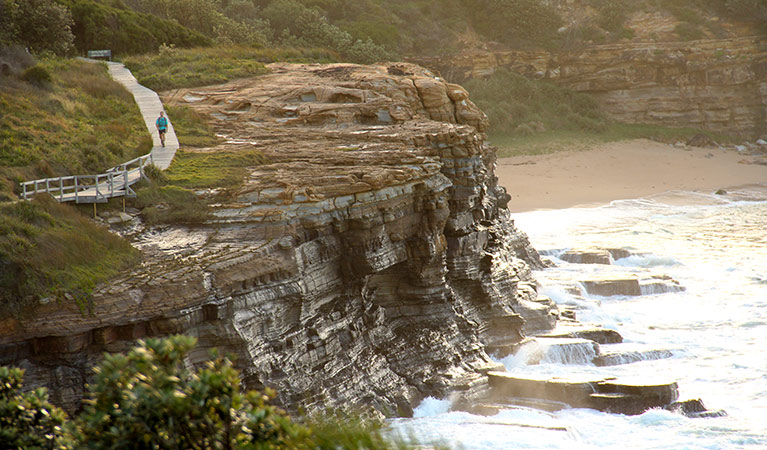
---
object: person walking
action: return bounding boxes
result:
[156,111,168,147]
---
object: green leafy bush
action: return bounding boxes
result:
[263,0,390,62]
[59,0,211,55]
[464,69,606,135]
[0,366,70,449]
[0,0,75,55]
[463,0,564,49]
[2,336,416,448]
[20,65,52,88]
[76,335,303,449]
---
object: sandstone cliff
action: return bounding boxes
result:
[422,36,767,138]
[0,63,556,415]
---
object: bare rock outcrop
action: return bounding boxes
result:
[0,63,555,415]
[421,36,767,137]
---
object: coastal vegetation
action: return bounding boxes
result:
[0,196,139,318]
[0,336,412,449]
[0,56,149,317]
[123,46,335,91]
[463,69,730,157]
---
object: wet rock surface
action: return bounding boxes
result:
[488,371,681,415]
[0,63,555,415]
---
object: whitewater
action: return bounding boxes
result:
[391,184,767,449]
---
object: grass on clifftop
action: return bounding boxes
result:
[134,149,268,225]
[0,56,148,317]
[123,46,337,91]
[0,57,151,201]
[0,197,139,318]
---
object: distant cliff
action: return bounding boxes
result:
[0,63,557,415]
[422,36,767,138]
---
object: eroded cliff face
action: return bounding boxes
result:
[423,36,767,137]
[0,63,556,415]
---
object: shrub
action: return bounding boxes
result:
[0,0,75,56]
[464,69,607,135]
[20,65,52,88]
[263,0,390,62]
[60,0,211,55]
[0,366,70,449]
[463,0,564,49]
[76,336,303,449]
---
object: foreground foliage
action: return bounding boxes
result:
[0,336,413,449]
[0,366,70,449]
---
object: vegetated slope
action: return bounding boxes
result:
[0,57,151,199]
[0,56,146,317]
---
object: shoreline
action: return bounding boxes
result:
[495,139,767,213]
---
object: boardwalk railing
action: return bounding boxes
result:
[21,153,154,204]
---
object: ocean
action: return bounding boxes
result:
[391,185,767,449]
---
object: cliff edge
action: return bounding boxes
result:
[0,63,556,415]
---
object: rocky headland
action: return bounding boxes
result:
[421,36,767,137]
[0,63,559,415]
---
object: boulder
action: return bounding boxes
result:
[687,134,716,147]
[560,250,613,265]
[536,323,623,344]
[582,277,642,297]
[593,343,673,366]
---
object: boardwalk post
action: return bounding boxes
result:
[22,183,26,200]
[59,179,64,200]
[74,177,78,203]
[93,203,97,219]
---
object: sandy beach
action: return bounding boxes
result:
[496,139,767,212]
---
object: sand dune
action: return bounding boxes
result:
[496,139,767,212]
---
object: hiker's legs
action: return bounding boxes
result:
[160,131,166,147]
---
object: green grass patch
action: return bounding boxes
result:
[134,185,210,225]
[164,149,269,189]
[465,69,607,135]
[0,196,139,318]
[490,123,735,158]
[123,46,337,91]
[133,149,268,224]
[0,57,151,200]
[165,105,222,148]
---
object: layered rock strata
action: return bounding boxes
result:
[420,36,767,137]
[0,63,556,415]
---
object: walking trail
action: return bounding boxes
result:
[20,59,178,203]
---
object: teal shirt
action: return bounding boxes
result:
[156,116,168,131]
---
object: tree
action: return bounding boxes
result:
[75,335,302,449]
[0,366,70,450]
[0,0,75,55]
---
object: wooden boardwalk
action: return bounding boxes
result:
[20,60,178,203]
